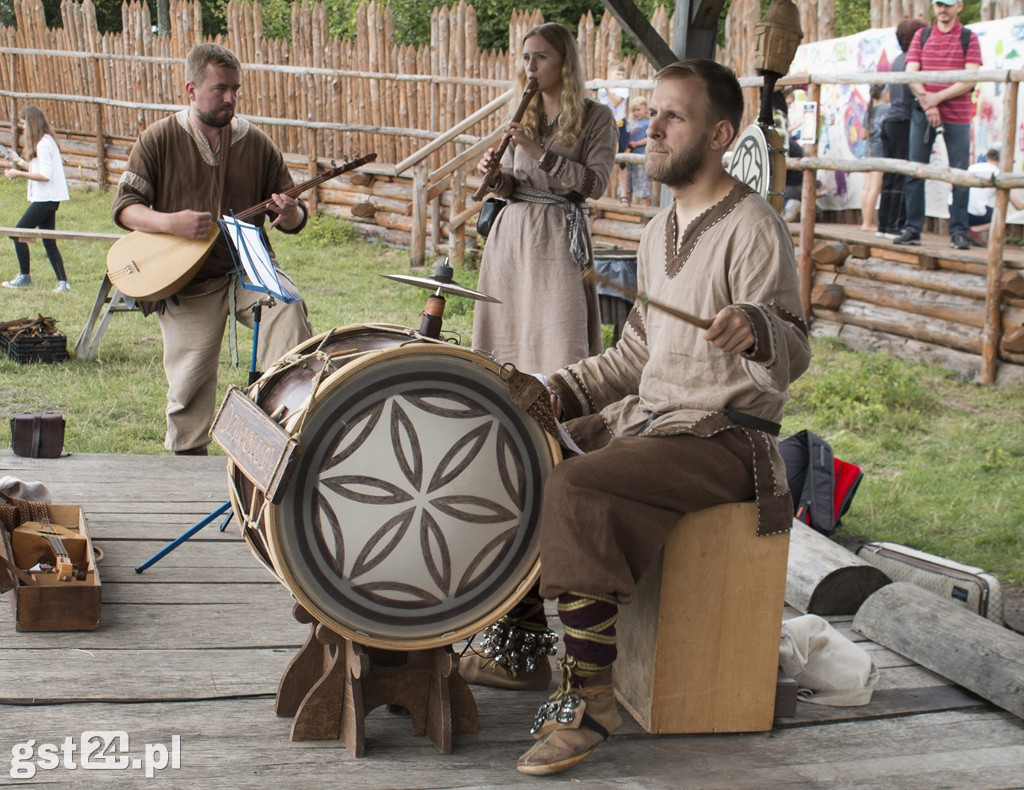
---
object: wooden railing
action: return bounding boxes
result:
[785,68,1024,385]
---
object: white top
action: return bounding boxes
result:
[26,134,69,203]
[964,160,998,216]
[597,86,629,124]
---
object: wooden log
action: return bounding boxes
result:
[811,282,845,310]
[1003,272,1024,299]
[849,243,869,260]
[812,240,848,267]
[350,202,377,219]
[852,582,1024,720]
[817,299,983,355]
[840,256,986,301]
[811,320,1024,386]
[834,274,986,329]
[785,520,890,616]
[368,210,413,233]
[1002,326,1024,354]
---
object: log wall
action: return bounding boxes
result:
[806,236,1024,385]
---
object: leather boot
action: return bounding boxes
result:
[516,668,621,776]
[459,653,552,690]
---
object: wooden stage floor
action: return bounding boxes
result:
[1,451,1022,789]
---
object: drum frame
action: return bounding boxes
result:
[229,326,560,651]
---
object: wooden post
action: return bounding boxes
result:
[91,59,107,189]
[411,161,428,266]
[450,164,466,266]
[797,83,820,325]
[981,75,1019,384]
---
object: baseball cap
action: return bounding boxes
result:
[933,0,958,6]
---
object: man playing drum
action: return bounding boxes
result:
[463,59,811,775]
[112,44,312,456]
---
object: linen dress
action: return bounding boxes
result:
[472,100,617,373]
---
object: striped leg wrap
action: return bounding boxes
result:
[557,591,618,685]
[506,590,549,632]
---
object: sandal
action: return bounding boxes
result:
[619,197,630,206]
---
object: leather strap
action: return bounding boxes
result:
[216,121,232,213]
[726,410,781,436]
[31,414,42,457]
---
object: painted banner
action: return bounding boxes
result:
[788,16,1024,223]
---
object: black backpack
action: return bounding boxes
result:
[779,430,863,536]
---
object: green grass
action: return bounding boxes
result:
[2,181,1022,588]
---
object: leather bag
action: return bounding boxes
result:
[476,198,506,238]
[10,413,65,458]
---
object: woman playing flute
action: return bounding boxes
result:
[472,22,618,374]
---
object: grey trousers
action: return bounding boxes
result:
[157,272,312,452]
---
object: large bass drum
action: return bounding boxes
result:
[228,324,560,651]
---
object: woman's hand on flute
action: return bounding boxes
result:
[477,147,501,178]
[504,122,544,161]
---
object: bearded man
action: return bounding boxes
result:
[463,59,811,776]
[112,43,312,455]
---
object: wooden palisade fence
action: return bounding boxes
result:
[3,0,1024,384]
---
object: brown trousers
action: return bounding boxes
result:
[538,431,756,604]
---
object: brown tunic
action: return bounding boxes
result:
[112,111,305,284]
[472,100,618,373]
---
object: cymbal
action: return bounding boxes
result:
[381,272,501,303]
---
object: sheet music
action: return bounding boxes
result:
[218,214,301,303]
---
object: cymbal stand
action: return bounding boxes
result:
[135,298,274,573]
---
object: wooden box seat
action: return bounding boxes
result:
[615,502,790,734]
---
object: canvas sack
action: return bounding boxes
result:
[779,614,880,706]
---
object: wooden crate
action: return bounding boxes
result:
[1,505,101,631]
[614,502,790,734]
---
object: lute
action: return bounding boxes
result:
[106,153,378,301]
[14,522,79,581]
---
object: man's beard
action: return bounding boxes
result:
[645,133,709,187]
[195,105,234,128]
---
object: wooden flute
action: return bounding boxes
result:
[472,78,540,201]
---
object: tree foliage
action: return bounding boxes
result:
[0,0,988,44]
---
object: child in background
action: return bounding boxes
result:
[597,60,630,204]
[626,95,651,207]
[2,104,71,291]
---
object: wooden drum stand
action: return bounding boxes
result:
[275,604,479,756]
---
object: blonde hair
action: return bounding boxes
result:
[629,95,649,112]
[511,23,586,147]
[18,105,55,163]
[186,44,240,86]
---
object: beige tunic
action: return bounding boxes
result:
[472,100,617,373]
[548,181,811,537]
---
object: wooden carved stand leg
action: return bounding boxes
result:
[276,604,479,757]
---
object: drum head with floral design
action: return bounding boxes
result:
[266,343,557,649]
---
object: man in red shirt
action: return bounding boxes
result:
[893,0,982,250]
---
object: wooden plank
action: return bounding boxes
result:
[0,602,307,651]
[0,648,293,703]
[99,581,284,605]
[0,700,1021,789]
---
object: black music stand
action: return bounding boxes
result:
[135,214,293,573]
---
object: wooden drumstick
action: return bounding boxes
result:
[582,268,713,330]
[472,78,540,201]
